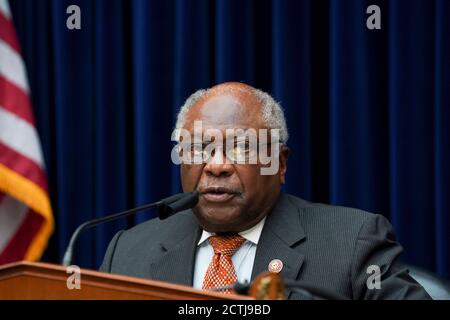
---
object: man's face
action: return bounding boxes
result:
[180,90,288,233]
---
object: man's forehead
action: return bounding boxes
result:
[184,92,264,130]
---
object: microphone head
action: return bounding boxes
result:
[158,191,199,219]
[233,282,250,295]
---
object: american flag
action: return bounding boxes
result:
[0,0,53,264]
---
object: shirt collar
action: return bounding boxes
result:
[197,216,267,246]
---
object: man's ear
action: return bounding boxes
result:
[279,146,289,184]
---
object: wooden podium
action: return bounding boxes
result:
[0,261,251,300]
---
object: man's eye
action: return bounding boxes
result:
[230,147,240,156]
[191,144,203,152]
[227,145,246,160]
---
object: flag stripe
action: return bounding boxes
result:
[0,195,28,253]
[0,39,29,93]
[0,141,48,191]
[0,208,43,264]
[0,106,44,167]
[0,75,34,124]
[0,11,20,53]
[0,0,11,19]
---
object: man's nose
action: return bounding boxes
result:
[203,149,234,177]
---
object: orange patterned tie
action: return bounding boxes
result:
[202,234,246,294]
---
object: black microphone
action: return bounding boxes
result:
[210,279,349,300]
[62,191,199,266]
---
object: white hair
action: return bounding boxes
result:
[174,86,289,144]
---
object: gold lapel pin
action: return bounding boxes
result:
[268,259,283,273]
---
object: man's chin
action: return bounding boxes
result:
[193,208,242,233]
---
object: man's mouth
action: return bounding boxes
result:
[199,186,240,203]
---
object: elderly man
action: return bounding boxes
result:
[100,82,430,299]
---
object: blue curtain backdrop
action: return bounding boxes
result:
[8,0,449,279]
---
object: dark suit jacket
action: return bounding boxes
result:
[100,193,430,299]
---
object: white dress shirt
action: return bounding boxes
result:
[193,217,267,289]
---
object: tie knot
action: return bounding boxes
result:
[208,235,246,256]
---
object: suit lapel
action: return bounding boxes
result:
[251,194,307,297]
[149,213,201,286]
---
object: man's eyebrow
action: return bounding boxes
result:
[224,128,253,135]
[185,127,257,141]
